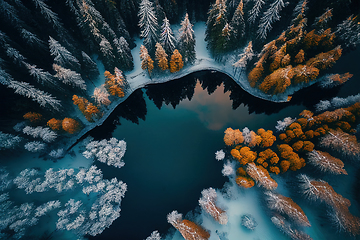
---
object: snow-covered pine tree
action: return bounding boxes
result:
[113,37,134,71]
[155,42,168,70]
[0,131,22,150]
[53,64,87,90]
[335,15,360,48]
[160,17,176,56]
[233,41,255,73]
[20,29,46,49]
[7,80,61,111]
[138,0,159,53]
[230,0,245,46]
[24,63,58,89]
[32,0,62,29]
[205,0,228,56]
[257,0,286,39]
[49,36,80,71]
[248,0,266,24]
[178,13,196,64]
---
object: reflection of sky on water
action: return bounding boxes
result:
[169,81,254,130]
[169,80,304,132]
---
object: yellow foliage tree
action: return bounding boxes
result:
[257,128,276,147]
[170,49,184,73]
[155,43,169,70]
[224,128,244,146]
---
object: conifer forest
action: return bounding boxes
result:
[0,0,360,239]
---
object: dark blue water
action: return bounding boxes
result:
[88,61,360,239]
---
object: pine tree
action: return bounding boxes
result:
[7,80,61,111]
[230,0,245,45]
[257,0,286,39]
[205,0,228,55]
[53,64,86,90]
[49,36,80,71]
[32,0,63,30]
[138,0,159,53]
[140,45,154,76]
[160,17,176,55]
[248,0,266,24]
[24,63,58,89]
[178,13,196,64]
[113,37,134,71]
[233,41,255,72]
[155,43,168,70]
[169,49,184,73]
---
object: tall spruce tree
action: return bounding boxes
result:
[178,13,196,64]
[138,0,159,54]
[205,0,228,56]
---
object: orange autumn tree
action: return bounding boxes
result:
[231,147,257,165]
[140,45,154,76]
[167,210,210,240]
[72,95,100,122]
[277,144,305,171]
[23,112,43,123]
[104,69,125,98]
[224,127,244,146]
[62,118,80,134]
[170,49,184,73]
[47,118,62,131]
[236,166,255,188]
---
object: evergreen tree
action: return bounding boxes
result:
[7,80,61,111]
[205,0,228,56]
[160,17,176,56]
[248,0,266,24]
[178,13,196,64]
[138,0,159,53]
[53,64,87,90]
[24,63,58,89]
[140,45,154,76]
[155,43,168,70]
[230,0,245,46]
[170,49,184,73]
[48,36,80,71]
[257,0,286,39]
[233,41,255,73]
[113,37,134,71]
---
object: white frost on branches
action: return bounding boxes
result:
[199,187,228,224]
[53,64,86,90]
[0,131,22,150]
[160,17,176,55]
[222,160,235,177]
[257,0,286,39]
[215,149,225,161]
[24,141,46,152]
[248,0,266,24]
[275,117,296,131]
[8,80,61,110]
[23,126,57,143]
[138,0,158,50]
[233,41,255,70]
[146,230,161,240]
[49,36,80,70]
[83,138,127,168]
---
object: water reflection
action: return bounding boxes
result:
[92,70,343,138]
